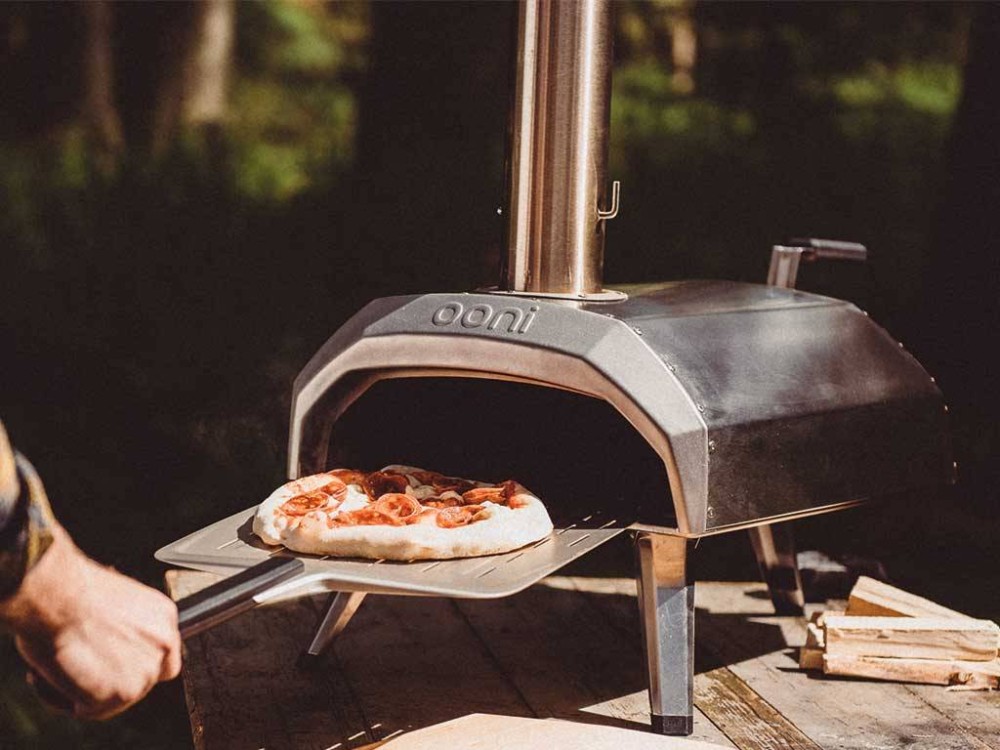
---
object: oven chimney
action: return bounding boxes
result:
[502,0,617,298]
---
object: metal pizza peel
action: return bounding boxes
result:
[159,505,628,638]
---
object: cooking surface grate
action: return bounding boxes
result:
[156,506,628,599]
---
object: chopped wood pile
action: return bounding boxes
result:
[799,576,1000,690]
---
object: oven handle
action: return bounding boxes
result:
[177,557,304,639]
[768,237,868,288]
[786,237,868,263]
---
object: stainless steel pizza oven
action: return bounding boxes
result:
[282,0,951,735]
[161,0,952,737]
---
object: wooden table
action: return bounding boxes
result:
[166,570,1000,750]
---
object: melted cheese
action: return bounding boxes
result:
[334,485,370,515]
[409,484,439,500]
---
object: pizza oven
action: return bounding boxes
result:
[283,0,951,734]
[291,282,950,539]
[161,0,952,737]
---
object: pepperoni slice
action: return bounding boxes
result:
[280,490,333,517]
[317,478,349,500]
[407,469,475,495]
[408,469,442,486]
[461,487,506,505]
[372,493,423,522]
[436,504,486,528]
[499,479,519,498]
[364,471,410,499]
[279,476,349,516]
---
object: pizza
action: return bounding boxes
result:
[252,465,554,561]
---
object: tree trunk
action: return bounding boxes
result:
[181,0,235,127]
[149,0,234,157]
[114,0,233,157]
[81,0,124,171]
[670,2,697,94]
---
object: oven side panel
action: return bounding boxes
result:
[627,300,951,530]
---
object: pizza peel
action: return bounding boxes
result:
[161,505,628,638]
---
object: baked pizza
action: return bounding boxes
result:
[252,465,554,561]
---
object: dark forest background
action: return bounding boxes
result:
[1,2,997,747]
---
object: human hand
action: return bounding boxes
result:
[0,525,181,719]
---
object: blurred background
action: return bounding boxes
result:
[1,1,997,747]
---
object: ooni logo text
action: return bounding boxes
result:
[430,302,539,334]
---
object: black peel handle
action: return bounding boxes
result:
[177,557,304,639]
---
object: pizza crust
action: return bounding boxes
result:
[252,467,554,561]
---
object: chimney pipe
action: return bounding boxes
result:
[501,0,618,298]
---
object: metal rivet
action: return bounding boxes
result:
[708,439,717,453]
[898,341,905,348]
[632,326,643,336]
[667,363,676,372]
[697,403,706,413]
[952,461,959,471]
[706,507,715,519]
[943,404,949,413]
[496,206,503,215]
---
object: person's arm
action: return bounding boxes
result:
[0,422,181,720]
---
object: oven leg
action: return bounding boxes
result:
[748,523,804,615]
[306,591,367,656]
[635,532,694,736]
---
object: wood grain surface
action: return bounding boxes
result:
[166,572,1000,750]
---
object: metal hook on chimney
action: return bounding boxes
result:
[598,180,621,221]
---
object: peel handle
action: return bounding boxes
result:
[177,557,304,639]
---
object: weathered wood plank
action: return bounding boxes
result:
[166,570,371,750]
[693,582,999,750]
[323,593,535,741]
[846,577,972,620]
[903,683,1000,749]
[355,714,729,750]
[168,571,1000,750]
[695,667,823,750]
[823,615,999,661]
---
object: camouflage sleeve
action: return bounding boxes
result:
[0,422,56,600]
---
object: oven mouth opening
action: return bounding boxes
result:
[316,375,677,530]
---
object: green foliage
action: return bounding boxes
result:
[612,61,757,172]
[829,62,960,115]
[228,0,367,200]
[607,4,965,308]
